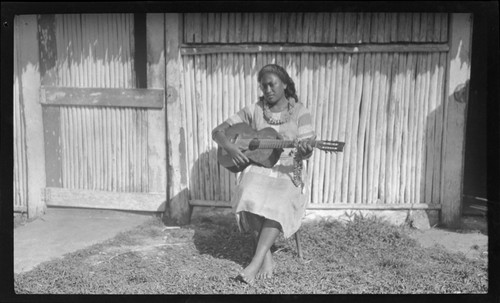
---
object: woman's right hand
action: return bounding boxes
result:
[225,143,250,167]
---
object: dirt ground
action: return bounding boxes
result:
[407,215,488,261]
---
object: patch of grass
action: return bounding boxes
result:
[14,214,488,294]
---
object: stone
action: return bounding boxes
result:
[408,210,431,230]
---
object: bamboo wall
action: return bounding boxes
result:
[53,14,149,192]
[14,17,28,212]
[184,13,448,44]
[180,13,448,205]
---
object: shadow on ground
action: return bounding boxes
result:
[191,214,255,267]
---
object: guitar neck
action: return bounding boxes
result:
[257,140,315,149]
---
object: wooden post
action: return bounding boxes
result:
[440,14,473,228]
[17,15,46,218]
[165,13,190,225]
[146,14,167,195]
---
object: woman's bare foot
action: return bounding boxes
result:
[256,250,275,280]
[237,262,261,285]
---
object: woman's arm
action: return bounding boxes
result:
[212,122,250,165]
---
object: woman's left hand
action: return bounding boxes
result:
[298,135,315,158]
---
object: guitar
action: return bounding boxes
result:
[217,123,345,173]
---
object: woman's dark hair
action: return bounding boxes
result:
[257,64,299,102]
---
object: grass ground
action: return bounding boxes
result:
[14,214,488,294]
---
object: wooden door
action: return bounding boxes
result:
[39,14,167,212]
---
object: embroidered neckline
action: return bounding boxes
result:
[263,99,295,125]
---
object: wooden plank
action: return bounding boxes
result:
[40,86,164,108]
[181,43,450,55]
[146,14,167,194]
[19,15,46,218]
[45,187,166,211]
[189,200,441,210]
[440,14,472,228]
[165,13,190,224]
[38,14,62,190]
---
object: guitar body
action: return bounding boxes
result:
[217,123,284,173]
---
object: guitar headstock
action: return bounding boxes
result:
[315,140,345,153]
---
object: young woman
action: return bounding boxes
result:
[212,64,316,285]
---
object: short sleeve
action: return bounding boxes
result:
[225,103,255,126]
[297,106,315,140]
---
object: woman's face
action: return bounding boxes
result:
[260,73,287,105]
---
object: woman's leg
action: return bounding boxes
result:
[238,218,280,284]
[242,212,276,279]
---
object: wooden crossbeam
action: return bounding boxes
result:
[44,187,166,212]
[40,86,164,109]
[189,200,441,210]
[181,43,450,56]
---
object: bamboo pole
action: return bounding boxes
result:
[328,53,343,203]
[141,110,148,192]
[329,13,337,43]
[260,13,269,42]
[376,13,385,43]
[228,13,235,43]
[361,13,371,43]
[404,54,416,203]
[181,56,193,196]
[413,54,426,203]
[394,53,408,203]
[336,13,344,44]
[190,56,201,198]
[312,53,324,204]
[369,12,378,43]
[201,13,208,43]
[253,13,261,42]
[334,54,351,203]
[216,53,224,200]
[426,13,435,43]
[419,54,432,203]
[206,54,214,200]
[210,54,220,201]
[322,54,335,203]
[222,53,231,201]
[347,53,364,203]
[248,13,255,43]
[207,13,215,43]
[432,53,446,204]
[412,13,421,42]
[367,52,382,204]
[384,13,392,42]
[356,54,374,204]
[440,13,448,42]
[399,54,413,203]
[314,12,324,43]
[341,53,358,203]
[380,53,394,203]
[371,53,392,203]
[419,13,428,42]
[425,53,439,203]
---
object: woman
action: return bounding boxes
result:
[212,64,315,285]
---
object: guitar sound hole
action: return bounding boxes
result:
[248,138,260,150]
